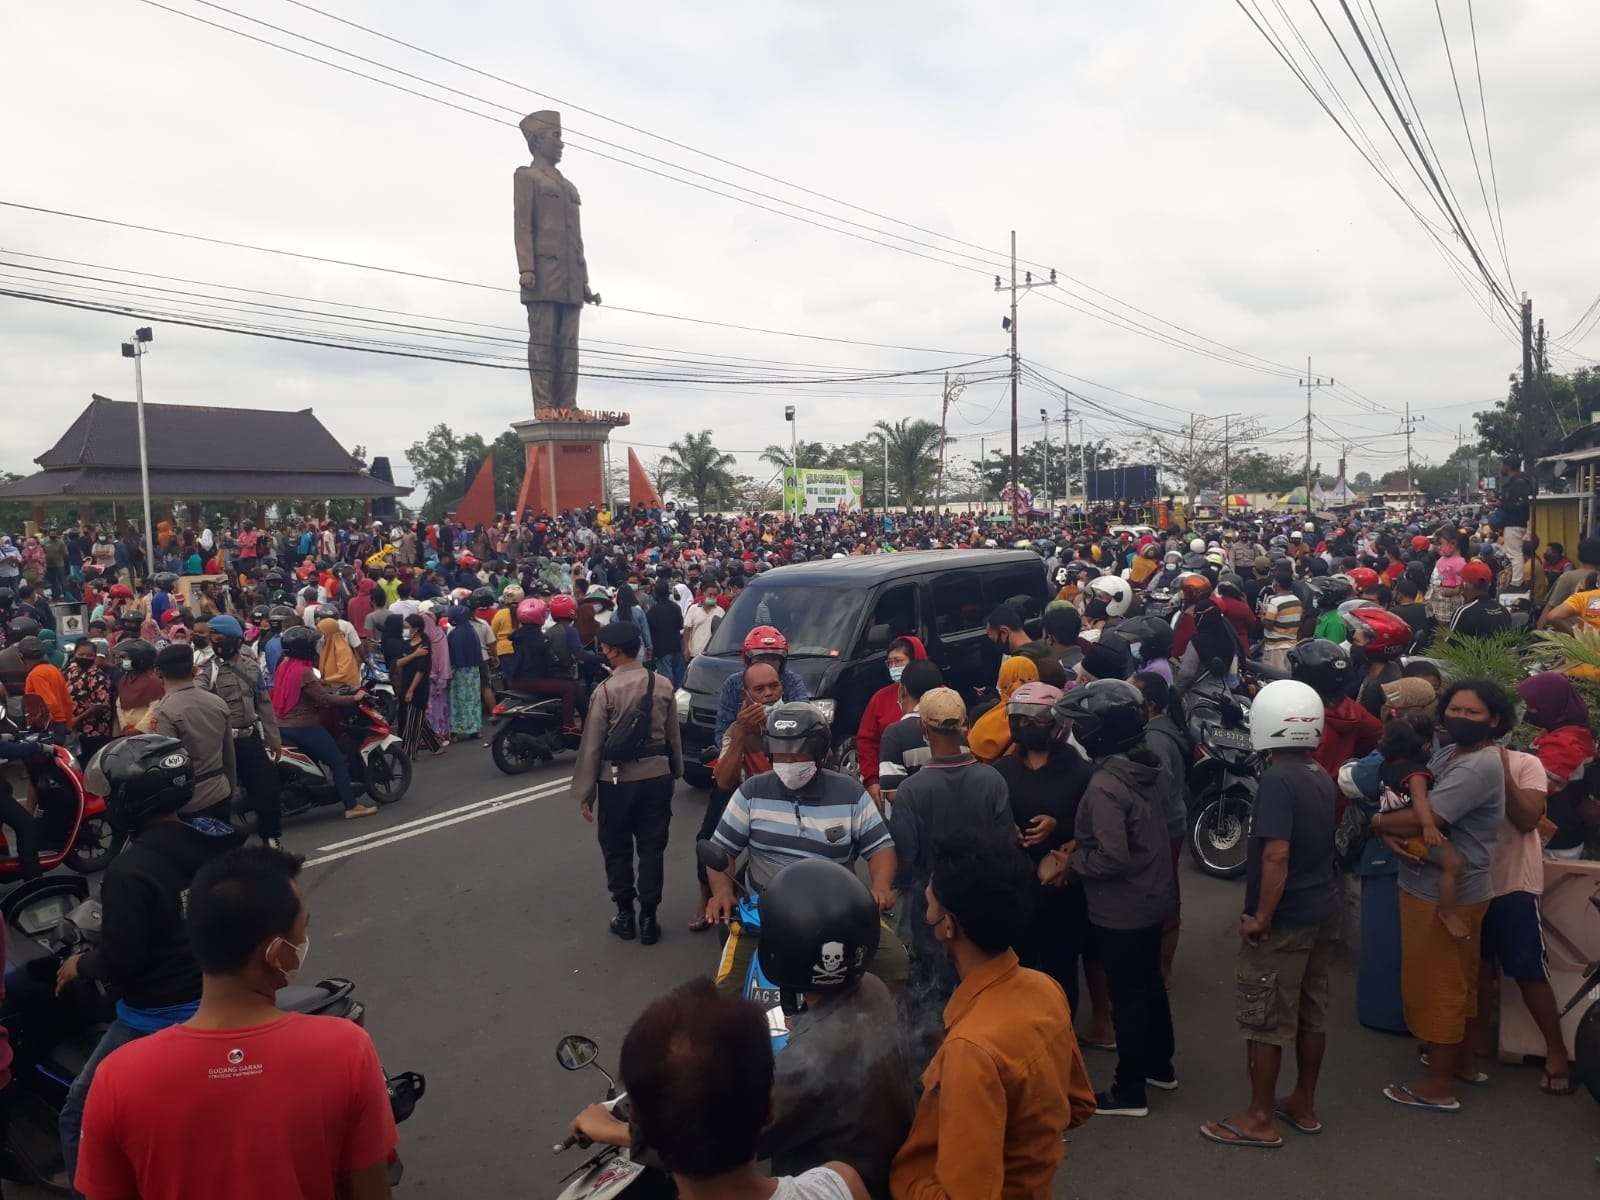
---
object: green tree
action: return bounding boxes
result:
[758,440,832,471]
[872,419,949,508]
[658,431,738,513]
[1227,450,1303,493]
[978,438,1121,501]
[1476,366,1600,463]
[404,424,527,520]
[1353,470,1374,490]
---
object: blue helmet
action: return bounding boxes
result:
[207,615,244,638]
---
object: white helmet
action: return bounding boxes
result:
[1189,538,1206,554]
[1303,522,1316,533]
[1249,679,1325,752]
[1085,575,1133,618]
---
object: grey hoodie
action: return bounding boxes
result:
[1143,715,1190,839]
[1069,752,1178,930]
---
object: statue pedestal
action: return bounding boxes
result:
[511,408,629,519]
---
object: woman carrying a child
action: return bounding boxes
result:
[1373,678,1511,1114]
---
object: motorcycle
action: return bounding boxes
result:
[362,656,400,729]
[274,689,412,818]
[1179,668,1261,879]
[550,1035,671,1200]
[0,874,427,1192]
[694,840,790,1050]
[487,690,580,775]
[0,701,118,877]
[1562,891,1600,1104]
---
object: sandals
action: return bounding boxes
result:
[1383,1082,1460,1113]
[1274,1105,1323,1134]
[1199,1120,1283,1149]
[1541,1070,1577,1096]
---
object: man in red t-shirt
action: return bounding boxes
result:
[76,847,397,1200]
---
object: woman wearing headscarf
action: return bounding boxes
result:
[112,639,163,734]
[422,609,452,743]
[20,536,45,583]
[395,613,444,757]
[857,636,927,804]
[347,576,378,641]
[0,536,21,583]
[446,604,484,741]
[968,655,1039,762]
[315,616,361,689]
[1517,671,1597,858]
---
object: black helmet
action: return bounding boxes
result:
[268,605,297,629]
[150,572,179,589]
[250,604,270,624]
[763,702,830,764]
[280,624,320,661]
[1307,575,1354,611]
[1051,678,1148,758]
[0,587,15,609]
[113,637,157,673]
[90,735,193,832]
[118,610,143,628]
[1288,638,1351,699]
[313,604,342,623]
[1108,613,1173,663]
[757,859,879,1006]
[6,616,41,641]
[468,587,496,610]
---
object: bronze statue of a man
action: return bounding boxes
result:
[514,110,599,409]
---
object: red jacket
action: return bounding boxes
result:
[856,636,926,786]
[1313,697,1383,813]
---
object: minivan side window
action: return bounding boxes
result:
[932,576,986,637]
[986,566,1047,620]
[866,583,918,648]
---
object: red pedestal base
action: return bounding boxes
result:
[511,414,615,520]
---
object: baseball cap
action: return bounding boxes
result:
[1461,561,1494,586]
[596,621,643,648]
[919,687,966,729]
[16,635,44,660]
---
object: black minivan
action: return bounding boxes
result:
[675,549,1050,786]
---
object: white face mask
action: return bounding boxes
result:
[269,935,310,986]
[773,761,817,791]
[595,610,612,625]
[887,664,905,683]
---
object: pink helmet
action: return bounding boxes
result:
[516,598,548,626]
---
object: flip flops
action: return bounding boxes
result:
[1383,1082,1461,1113]
[1541,1071,1577,1096]
[1274,1105,1323,1134]
[1200,1120,1283,1149]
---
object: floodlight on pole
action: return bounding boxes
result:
[123,328,156,577]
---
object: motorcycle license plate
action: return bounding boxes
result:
[1207,724,1251,751]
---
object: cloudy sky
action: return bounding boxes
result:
[5,0,1598,500]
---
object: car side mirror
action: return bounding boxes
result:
[864,623,892,651]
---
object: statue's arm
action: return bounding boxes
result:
[513,168,536,280]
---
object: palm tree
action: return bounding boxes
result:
[872,418,949,508]
[758,440,831,471]
[658,430,738,513]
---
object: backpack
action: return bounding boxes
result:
[601,666,662,764]
[545,626,576,678]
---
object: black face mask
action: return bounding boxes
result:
[1442,716,1495,747]
[1012,725,1053,752]
[1085,598,1109,620]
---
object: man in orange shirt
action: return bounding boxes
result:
[19,637,71,735]
[890,837,1094,1200]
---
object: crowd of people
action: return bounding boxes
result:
[0,446,1591,1197]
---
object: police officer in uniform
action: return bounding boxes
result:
[196,614,284,848]
[572,622,681,946]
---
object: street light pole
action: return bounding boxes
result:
[121,326,156,577]
[1039,407,1049,512]
[784,405,797,518]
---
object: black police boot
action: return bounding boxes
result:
[638,909,660,946]
[609,904,637,941]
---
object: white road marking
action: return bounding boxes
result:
[304,775,573,867]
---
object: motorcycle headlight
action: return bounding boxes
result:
[675,688,692,722]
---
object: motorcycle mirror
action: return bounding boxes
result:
[555,1034,600,1072]
[695,839,730,873]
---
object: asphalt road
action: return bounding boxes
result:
[38,741,1600,1196]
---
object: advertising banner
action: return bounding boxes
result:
[782,468,865,513]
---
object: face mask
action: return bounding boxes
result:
[269,934,310,986]
[773,761,817,790]
[1085,598,1109,619]
[761,702,778,717]
[1441,716,1494,747]
[595,610,612,625]
[703,597,717,608]
[887,664,905,683]
[1013,725,1053,752]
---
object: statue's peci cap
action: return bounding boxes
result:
[520,110,561,139]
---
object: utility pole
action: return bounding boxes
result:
[1185,415,1197,510]
[936,373,965,513]
[1401,404,1423,508]
[1223,413,1231,512]
[993,233,1056,516]
[1522,295,1536,465]
[1039,407,1050,510]
[120,326,156,575]
[1062,389,1072,508]
[1299,357,1334,513]
[979,437,986,512]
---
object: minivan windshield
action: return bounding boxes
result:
[704,582,867,659]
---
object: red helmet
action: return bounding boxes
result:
[1342,605,1411,660]
[547,594,577,620]
[1410,535,1430,552]
[1178,573,1213,603]
[1347,566,1380,592]
[109,584,134,599]
[742,625,788,660]
[516,598,548,626]
[458,553,479,568]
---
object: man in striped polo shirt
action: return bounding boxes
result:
[707,701,899,997]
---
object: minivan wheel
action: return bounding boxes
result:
[832,739,860,782]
